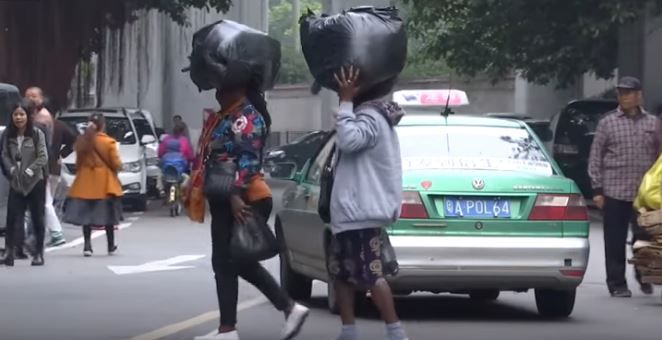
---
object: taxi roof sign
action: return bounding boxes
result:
[393,89,469,107]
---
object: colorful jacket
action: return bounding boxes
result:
[208,99,267,193]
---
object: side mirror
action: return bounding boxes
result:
[141,135,156,144]
[266,162,298,181]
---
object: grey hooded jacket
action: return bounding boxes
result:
[1,128,48,196]
[330,100,404,234]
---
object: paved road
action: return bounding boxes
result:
[1,184,661,340]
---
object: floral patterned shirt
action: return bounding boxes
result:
[209,99,267,192]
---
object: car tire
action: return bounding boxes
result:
[469,290,500,301]
[275,220,312,302]
[535,288,576,318]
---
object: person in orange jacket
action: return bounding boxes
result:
[63,113,123,257]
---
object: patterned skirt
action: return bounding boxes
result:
[63,197,123,226]
[326,228,385,288]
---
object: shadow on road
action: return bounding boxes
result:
[306,295,572,323]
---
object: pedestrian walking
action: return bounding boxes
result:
[23,88,68,248]
[43,111,77,246]
[0,100,48,266]
[190,84,309,340]
[173,114,192,146]
[327,66,408,340]
[63,113,122,257]
[588,76,658,297]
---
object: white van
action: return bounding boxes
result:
[58,108,155,211]
[127,109,161,198]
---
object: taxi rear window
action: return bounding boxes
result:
[397,125,553,175]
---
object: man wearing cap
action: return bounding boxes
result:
[588,76,658,298]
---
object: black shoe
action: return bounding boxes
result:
[14,249,28,260]
[640,283,654,295]
[31,254,44,266]
[108,245,118,256]
[610,288,633,298]
[0,252,14,267]
[83,247,93,257]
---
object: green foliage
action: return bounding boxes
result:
[128,0,234,25]
[269,0,322,84]
[403,0,662,87]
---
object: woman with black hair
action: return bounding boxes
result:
[64,113,123,257]
[0,100,48,266]
[191,84,309,340]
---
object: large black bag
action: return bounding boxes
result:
[186,20,281,92]
[300,6,407,94]
[203,159,236,199]
[230,209,279,263]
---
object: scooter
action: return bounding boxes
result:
[162,165,182,217]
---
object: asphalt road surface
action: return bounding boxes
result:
[1,182,661,340]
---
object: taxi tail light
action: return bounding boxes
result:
[400,191,428,219]
[529,194,588,221]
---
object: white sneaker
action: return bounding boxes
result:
[281,303,310,340]
[634,240,653,251]
[193,330,239,340]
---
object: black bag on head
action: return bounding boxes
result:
[230,209,279,263]
[185,19,282,92]
[300,6,407,94]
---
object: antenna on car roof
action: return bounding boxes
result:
[441,73,454,118]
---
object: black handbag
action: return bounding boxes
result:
[381,229,399,276]
[230,209,279,263]
[203,156,237,198]
[318,145,337,223]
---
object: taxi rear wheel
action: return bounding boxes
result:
[276,221,312,301]
[535,288,576,318]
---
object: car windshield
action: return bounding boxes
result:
[132,118,155,139]
[562,101,618,133]
[59,115,137,144]
[397,125,553,175]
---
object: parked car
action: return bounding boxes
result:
[128,110,161,198]
[264,130,330,174]
[58,107,156,211]
[484,113,553,146]
[271,90,589,318]
[0,83,21,238]
[549,99,619,198]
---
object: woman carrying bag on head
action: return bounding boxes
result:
[1,100,48,267]
[189,82,309,340]
[63,113,123,257]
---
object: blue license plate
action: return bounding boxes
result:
[444,197,511,218]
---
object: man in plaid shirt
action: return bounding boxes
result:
[588,76,658,298]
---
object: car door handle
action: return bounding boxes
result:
[304,192,311,200]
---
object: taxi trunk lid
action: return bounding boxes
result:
[393,169,583,237]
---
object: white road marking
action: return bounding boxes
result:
[45,221,133,253]
[130,297,268,340]
[107,254,206,275]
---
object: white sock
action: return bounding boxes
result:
[385,322,407,340]
[337,324,358,340]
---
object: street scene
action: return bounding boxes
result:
[3,0,662,339]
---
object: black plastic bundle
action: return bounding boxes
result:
[184,20,281,92]
[300,6,407,94]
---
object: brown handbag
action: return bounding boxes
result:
[185,169,206,223]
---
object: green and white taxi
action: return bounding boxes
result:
[271,89,590,318]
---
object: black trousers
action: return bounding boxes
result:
[208,197,291,326]
[603,196,652,290]
[5,181,46,256]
